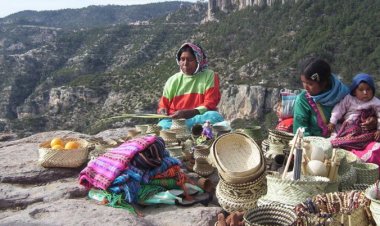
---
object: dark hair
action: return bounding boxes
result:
[177,45,195,61]
[299,57,332,86]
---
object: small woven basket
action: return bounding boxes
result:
[166,145,183,158]
[193,144,210,159]
[38,138,89,168]
[353,162,379,185]
[243,204,297,226]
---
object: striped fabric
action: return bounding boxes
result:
[79,135,156,190]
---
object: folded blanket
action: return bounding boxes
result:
[79,135,157,190]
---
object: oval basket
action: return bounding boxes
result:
[38,138,89,168]
[211,132,263,177]
[218,154,266,184]
[243,204,297,226]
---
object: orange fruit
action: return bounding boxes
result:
[64,141,80,150]
[50,138,64,148]
[51,144,64,150]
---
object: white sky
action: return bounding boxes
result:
[0,0,199,18]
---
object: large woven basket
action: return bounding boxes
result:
[211,132,263,178]
[216,182,266,212]
[218,154,266,184]
[243,204,297,226]
[259,174,330,206]
[353,162,379,185]
[218,171,267,199]
[38,138,89,168]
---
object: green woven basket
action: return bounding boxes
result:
[353,162,379,185]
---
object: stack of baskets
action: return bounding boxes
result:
[38,138,89,168]
[211,132,267,212]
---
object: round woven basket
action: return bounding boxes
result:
[38,138,89,168]
[146,124,161,135]
[268,129,294,146]
[216,182,263,212]
[260,174,330,206]
[193,144,210,159]
[160,130,178,143]
[243,204,297,226]
[193,160,214,177]
[211,132,263,177]
[135,124,148,134]
[353,162,379,185]
[166,145,183,158]
[218,171,267,199]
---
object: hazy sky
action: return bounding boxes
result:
[0,0,198,18]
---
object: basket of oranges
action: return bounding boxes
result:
[38,137,90,168]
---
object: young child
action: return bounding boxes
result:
[328,73,380,150]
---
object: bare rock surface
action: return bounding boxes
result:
[0,129,222,226]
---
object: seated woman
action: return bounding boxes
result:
[157,42,224,130]
[293,57,350,137]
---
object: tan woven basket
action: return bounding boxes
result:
[218,154,266,184]
[268,129,294,146]
[218,172,267,199]
[216,182,264,212]
[211,132,263,177]
[243,204,297,226]
[38,138,89,168]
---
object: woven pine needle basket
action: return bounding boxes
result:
[244,204,298,226]
[38,138,89,168]
[212,132,262,177]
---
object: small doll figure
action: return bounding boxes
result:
[202,120,213,140]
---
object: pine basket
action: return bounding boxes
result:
[38,138,89,168]
[353,162,379,185]
[244,204,298,226]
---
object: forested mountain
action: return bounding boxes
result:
[0,0,379,137]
